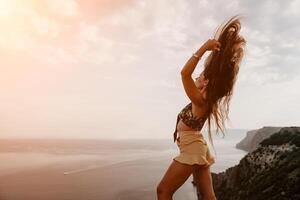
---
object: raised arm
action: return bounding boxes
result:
[180,39,221,106]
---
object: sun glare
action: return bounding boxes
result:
[0,0,16,17]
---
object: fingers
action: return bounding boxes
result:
[206,39,221,51]
[214,42,221,51]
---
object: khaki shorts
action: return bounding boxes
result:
[173,130,215,167]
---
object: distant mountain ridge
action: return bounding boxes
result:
[236,126,283,152]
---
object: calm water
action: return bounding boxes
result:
[0,129,249,173]
[0,130,249,200]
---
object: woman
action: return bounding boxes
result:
[156,15,246,200]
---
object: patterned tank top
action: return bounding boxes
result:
[173,102,207,143]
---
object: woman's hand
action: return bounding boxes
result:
[202,39,221,52]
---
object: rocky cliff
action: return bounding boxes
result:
[193,127,300,200]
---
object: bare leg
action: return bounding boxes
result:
[193,165,217,200]
[156,159,195,200]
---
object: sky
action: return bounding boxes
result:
[0,0,299,139]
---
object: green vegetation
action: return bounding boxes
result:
[212,127,300,200]
[260,128,300,147]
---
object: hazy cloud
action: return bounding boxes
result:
[0,0,299,139]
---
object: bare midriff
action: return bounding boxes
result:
[176,119,197,131]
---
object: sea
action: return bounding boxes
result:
[0,129,249,200]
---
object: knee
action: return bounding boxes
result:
[156,184,172,196]
[156,184,165,195]
[202,194,217,200]
[156,184,162,195]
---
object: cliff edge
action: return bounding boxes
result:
[209,127,300,200]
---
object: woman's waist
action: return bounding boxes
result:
[176,118,204,132]
[177,130,204,137]
[176,130,207,145]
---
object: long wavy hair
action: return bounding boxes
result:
[192,14,246,199]
[203,15,246,154]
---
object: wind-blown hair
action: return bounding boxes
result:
[203,15,246,154]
